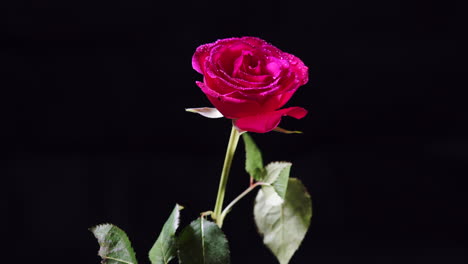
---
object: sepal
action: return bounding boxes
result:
[273,127,303,134]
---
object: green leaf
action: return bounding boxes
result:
[254,178,312,264]
[90,224,138,264]
[177,218,230,264]
[263,162,292,200]
[149,204,183,264]
[242,133,265,181]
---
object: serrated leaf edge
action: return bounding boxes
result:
[254,178,312,264]
[90,223,138,264]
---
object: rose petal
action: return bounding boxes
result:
[234,107,308,133]
[234,69,272,84]
[196,81,263,118]
[212,41,254,74]
[232,50,253,76]
[261,86,296,111]
[239,36,268,47]
[206,64,281,94]
[192,43,214,74]
[185,107,224,118]
[266,57,287,78]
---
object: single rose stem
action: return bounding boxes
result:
[213,125,241,227]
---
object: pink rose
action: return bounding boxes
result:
[192,37,309,133]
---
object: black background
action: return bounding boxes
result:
[2,0,468,263]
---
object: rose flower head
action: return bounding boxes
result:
[191,37,308,133]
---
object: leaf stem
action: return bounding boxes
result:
[213,126,241,227]
[218,182,268,227]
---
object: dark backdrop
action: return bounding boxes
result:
[2,0,467,263]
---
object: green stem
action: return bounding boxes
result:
[213,126,240,227]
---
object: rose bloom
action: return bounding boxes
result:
[192,37,308,133]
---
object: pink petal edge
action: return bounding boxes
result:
[234,107,308,133]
